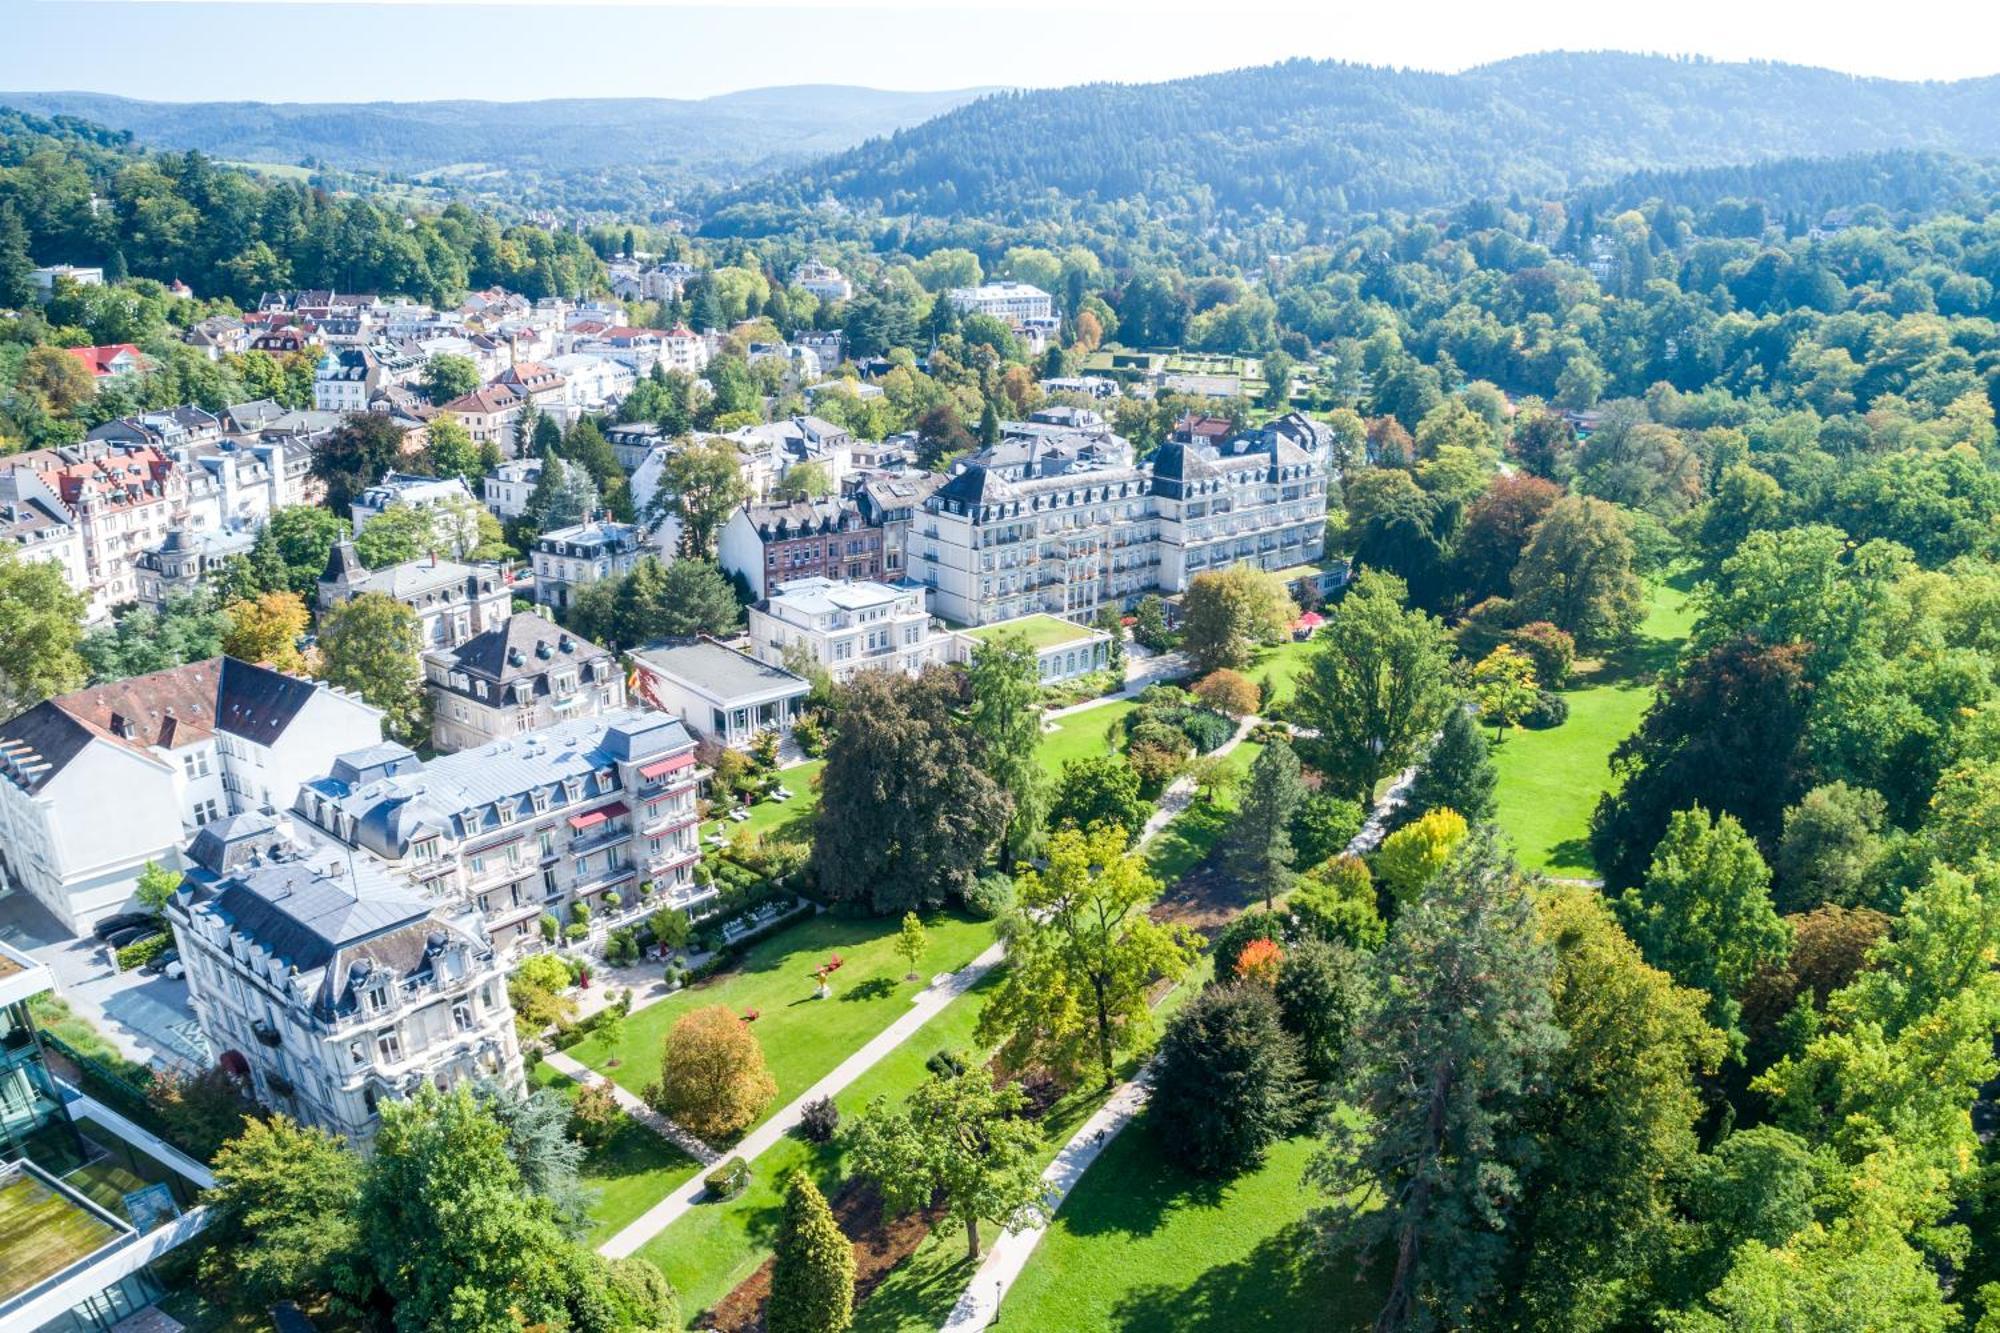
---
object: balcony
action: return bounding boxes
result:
[569,823,632,856]
[648,843,701,877]
[641,806,699,838]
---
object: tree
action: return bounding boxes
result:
[134,859,181,915]
[659,436,748,558]
[1093,603,1127,676]
[600,556,741,646]
[0,545,86,713]
[1615,807,1790,1058]
[423,412,480,485]
[1401,705,1497,826]
[522,450,599,537]
[1131,594,1174,651]
[313,412,408,515]
[17,345,96,416]
[0,203,33,309]
[1193,668,1259,717]
[897,912,928,981]
[1049,754,1150,845]
[1375,807,1469,902]
[848,1063,1046,1260]
[1292,855,1386,951]
[479,1078,594,1240]
[1311,833,1563,1332]
[222,591,311,673]
[316,591,423,742]
[1224,740,1306,910]
[199,1115,366,1314]
[1150,983,1309,1176]
[266,506,348,597]
[1472,644,1539,737]
[1276,935,1369,1087]
[1294,570,1456,801]
[966,632,1049,870]
[1774,781,1890,914]
[1291,790,1366,870]
[508,953,577,1035]
[771,461,833,501]
[976,824,1202,1089]
[644,1004,777,1141]
[147,1064,251,1162]
[421,354,481,406]
[767,1172,855,1333]
[814,671,1010,913]
[1512,495,1646,649]
[1502,885,1724,1333]
[1179,564,1296,672]
[1454,474,1563,603]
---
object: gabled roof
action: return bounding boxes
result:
[431,612,611,690]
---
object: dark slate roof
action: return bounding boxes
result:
[932,465,1011,507]
[186,810,288,876]
[321,540,367,585]
[432,612,612,695]
[217,657,324,746]
[0,701,103,794]
[209,856,429,976]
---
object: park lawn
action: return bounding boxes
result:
[1036,698,1139,778]
[703,759,825,845]
[1247,635,1320,708]
[969,614,1098,653]
[1143,739,1263,885]
[1489,575,1693,875]
[527,1062,700,1244]
[998,1128,1380,1331]
[571,912,996,1112]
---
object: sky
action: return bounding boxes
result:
[4,0,1999,103]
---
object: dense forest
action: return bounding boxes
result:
[714,53,2000,232]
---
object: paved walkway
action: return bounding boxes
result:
[1137,713,1257,843]
[597,937,1008,1259]
[541,1049,721,1165]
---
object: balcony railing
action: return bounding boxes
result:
[569,823,632,855]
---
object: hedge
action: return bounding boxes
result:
[704,1156,749,1199]
[114,932,172,972]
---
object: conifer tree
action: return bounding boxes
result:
[1401,704,1497,826]
[767,1172,855,1333]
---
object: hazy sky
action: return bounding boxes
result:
[6,0,1999,102]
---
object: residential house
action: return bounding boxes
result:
[318,543,513,652]
[531,520,644,615]
[294,709,707,953]
[313,348,382,413]
[632,638,809,750]
[718,497,883,600]
[749,577,945,682]
[0,440,191,618]
[0,657,384,934]
[439,384,523,451]
[28,263,104,298]
[853,471,944,582]
[423,613,625,754]
[349,472,480,550]
[167,817,522,1143]
[792,261,853,303]
[65,344,150,383]
[481,459,542,521]
[134,526,254,609]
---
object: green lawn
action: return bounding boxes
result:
[1036,698,1139,778]
[528,1063,700,1244]
[999,1127,1379,1331]
[1143,739,1262,884]
[969,614,1098,652]
[704,758,825,845]
[1490,575,1693,875]
[1247,635,1319,708]
[571,912,996,1113]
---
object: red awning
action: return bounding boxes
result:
[639,754,694,780]
[567,809,607,830]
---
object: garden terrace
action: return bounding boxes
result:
[0,1163,127,1310]
[965,614,1097,653]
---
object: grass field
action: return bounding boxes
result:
[1143,739,1263,884]
[527,1062,700,1244]
[571,912,996,1113]
[1490,575,1694,874]
[703,758,825,845]
[998,1126,1379,1331]
[1036,698,1139,778]
[1247,636,1319,708]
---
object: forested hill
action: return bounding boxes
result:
[716,52,2000,226]
[0,85,991,176]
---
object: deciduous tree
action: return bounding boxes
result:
[315,591,423,742]
[644,1004,777,1141]
[1179,563,1295,673]
[1512,495,1646,648]
[966,632,1049,870]
[1048,754,1150,844]
[223,591,311,673]
[1150,982,1309,1176]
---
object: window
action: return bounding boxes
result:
[193,798,219,826]
[182,750,210,779]
[376,1031,401,1063]
[365,984,389,1014]
[539,831,556,859]
[452,1002,475,1032]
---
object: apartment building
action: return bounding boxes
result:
[167,814,522,1143]
[632,638,810,751]
[909,415,1330,626]
[349,472,481,545]
[748,577,946,682]
[531,520,645,615]
[424,613,626,754]
[0,657,384,934]
[792,261,854,303]
[717,497,884,599]
[318,542,514,652]
[0,440,191,619]
[134,526,255,609]
[946,280,1055,323]
[312,347,383,413]
[294,710,707,955]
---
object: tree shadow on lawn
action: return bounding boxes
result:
[1544,834,1597,875]
[1055,1118,1229,1242]
[1107,1222,1383,1332]
[841,976,898,1002]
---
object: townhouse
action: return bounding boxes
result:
[748,577,947,683]
[0,440,191,618]
[423,613,625,754]
[318,542,513,652]
[718,496,884,599]
[531,520,645,615]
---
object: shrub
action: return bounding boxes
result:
[570,1080,623,1149]
[925,1049,967,1079]
[564,922,589,943]
[703,1156,750,1199]
[114,933,172,972]
[1194,669,1259,718]
[1507,620,1576,689]
[571,902,592,926]
[798,1095,840,1144]
[1126,740,1185,796]
[1522,689,1569,729]
[539,912,560,943]
[1213,910,1287,978]
[962,871,1015,920]
[1178,708,1235,754]
[1292,856,1386,951]
[604,891,622,911]
[604,929,641,967]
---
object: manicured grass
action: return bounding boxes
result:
[1489,575,1693,875]
[1036,698,1139,778]
[1143,740,1262,885]
[1247,635,1320,708]
[527,1063,700,1244]
[571,912,996,1113]
[969,614,1098,652]
[998,1128,1380,1331]
[0,1168,120,1301]
[704,758,825,845]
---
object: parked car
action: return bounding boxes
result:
[140,947,180,976]
[163,959,185,980]
[105,926,163,951]
[93,912,157,941]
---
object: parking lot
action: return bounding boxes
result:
[0,889,207,1071]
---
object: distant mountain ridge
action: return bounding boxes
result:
[712,52,2000,225]
[0,85,995,176]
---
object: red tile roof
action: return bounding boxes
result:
[65,344,147,378]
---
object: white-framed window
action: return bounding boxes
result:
[193,798,219,825]
[182,750,210,778]
[376,1030,401,1063]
